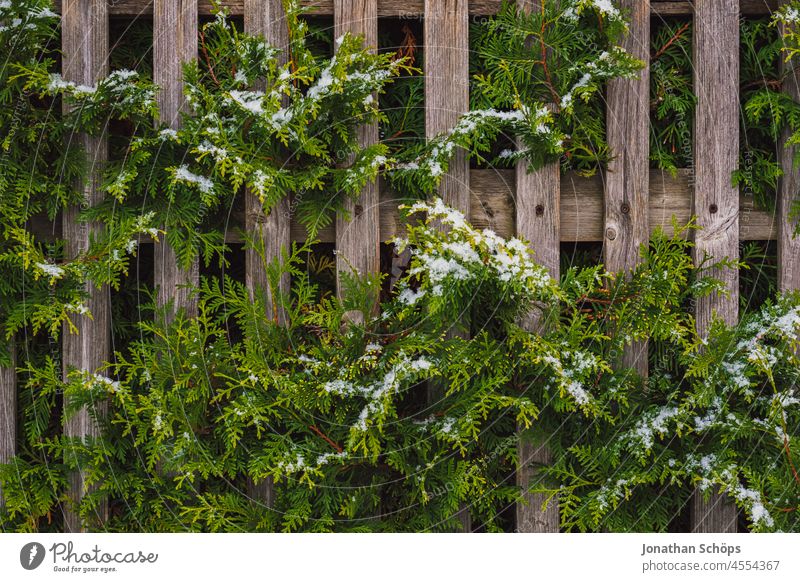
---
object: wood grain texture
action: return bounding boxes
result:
[651,0,777,16]
[513,0,560,537]
[242,0,289,515]
[0,343,15,508]
[779,16,800,293]
[61,0,110,532]
[244,0,291,329]
[515,151,560,534]
[28,169,779,245]
[517,161,560,279]
[335,0,381,300]
[53,0,778,17]
[425,0,471,533]
[692,0,740,334]
[691,491,739,533]
[690,0,740,534]
[154,0,199,317]
[516,149,561,533]
[605,0,650,376]
[425,0,470,216]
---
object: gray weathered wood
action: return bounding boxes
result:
[515,146,560,534]
[652,0,776,16]
[243,0,291,329]
[0,343,15,508]
[51,0,779,17]
[690,0,740,533]
[27,169,780,246]
[513,0,560,535]
[61,0,110,532]
[154,0,199,318]
[605,0,650,377]
[334,0,381,302]
[242,0,290,515]
[425,0,471,533]
[779,15,800,294]
[425,0,470,216]
[517,161,560,278]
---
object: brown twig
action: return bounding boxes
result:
[395,24,418,65]
[782,434,800,486]
[538,4,561,106]
[741,79,783,91]
[652,22,690,62]
[309,424,343,453]
[199,27,221,87]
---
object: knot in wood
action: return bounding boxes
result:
[535,204,545,217]
[605,227,617,241]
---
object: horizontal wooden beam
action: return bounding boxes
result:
[28,169,776,245]
[652,1,778,16]
[285,169,778,243]
[51,0,778,18]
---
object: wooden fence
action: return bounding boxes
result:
[1,0,798,533]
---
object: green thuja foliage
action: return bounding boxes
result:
[650,19,695,172]
[2,0,800,534]
[390,0,642,196]
[650,15,800,214]
[735,18,800,212]
[3,198,798,532]
[530,242,800,532]
[80,3,407,269]
[0,0,157,364]
[378,22,424,161]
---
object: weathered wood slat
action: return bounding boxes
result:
[690,0,740,534]
[514,146,560,533]
[154,0,199,318]
[334,0,381,300]
[425,0,471,533]
[243,0,291,328]
[0,344,14,508]
[651,0,777,16]
[425,0,470,216]
[61,0,110,532]
[52,0,778,17]
[28,169,779,245]
[513,0,560,536]
[605,0,650,376]
[285,170,773,243]
[779,14,800,293]
[243,0,289,518]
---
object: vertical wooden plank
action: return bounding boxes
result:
[779,11,800,293]
[243,0,289,515]
[515,158,560,534]
[154,0,199,317]
[61,0,110,532]
[424,0,471,532]
[0,344,15,508]
[334,0,381,298]
[513,0,559,534]
[690,0,739,533]
[425,0,470,215]
[604,0,650,377]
